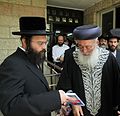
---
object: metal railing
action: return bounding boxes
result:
[43,60,62,90]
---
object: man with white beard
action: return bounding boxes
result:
[57,25,120,116]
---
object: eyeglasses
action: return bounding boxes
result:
[77,44,95,50]
[31,41,48,46]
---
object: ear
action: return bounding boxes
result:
[96,39,99,45]
[21,38,27,49]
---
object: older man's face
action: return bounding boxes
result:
[76,39,97,56]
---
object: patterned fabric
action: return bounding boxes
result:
[73,47,109,116]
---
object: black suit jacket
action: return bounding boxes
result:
[0,48,61,116]
[116,49,120,67]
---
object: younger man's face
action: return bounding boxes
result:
[57,36,64,46]
[26,35,47,64]
[108,38,119,52]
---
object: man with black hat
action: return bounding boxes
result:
[0,16,74,116]
[107,28,120,67]
[57,25,120,116]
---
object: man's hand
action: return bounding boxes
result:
[72,105,84,116]
[59,90,77,105]
[56,57,60,61]
[59,56,64,62]
[60,105,72,115]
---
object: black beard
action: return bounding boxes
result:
[26,47,46,65]
[108,45,117,52]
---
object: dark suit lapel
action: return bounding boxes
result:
[116,50,120,60]
[26,63,49,90]
[15,48,49,90]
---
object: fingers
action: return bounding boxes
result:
[72,105,84,116]
[79,106,84,116]
[59,90,70,105]
[59,90,84,116]
[58,90,65,105]
[59,90,76,105]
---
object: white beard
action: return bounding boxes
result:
[78,47,99,68]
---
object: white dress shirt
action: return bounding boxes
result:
[52,44,69,62]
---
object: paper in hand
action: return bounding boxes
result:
[66,92,85,106]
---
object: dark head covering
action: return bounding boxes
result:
[105,28,120,40]
[110,28,120,38]
[73,25,101,40]
[12,16,50,35]
[98,34,107,40]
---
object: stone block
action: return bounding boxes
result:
[0,2,12,15]
[0,26,9,38]
[12,4,25,16]
[9,0,31,6]
[32,0,46,7]
[0,0,8,2]
[0,15,18,26]
[0,38,20,49]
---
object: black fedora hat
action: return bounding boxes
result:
[12,16,50,35]
[105,28,120,40]
[98,34,107,40]
[73,25,101,40]
[110,28,120,38]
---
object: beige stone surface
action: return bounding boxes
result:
[0,15,18,26]
[11,0,31,5]
[0,39,20,49]
[0,0,46,61]
[0,3,12,15]
[84,0,120,24]
[32,0,46,7]
[0,26,9,38]
[0,0,8,2]
[0,38,20,62]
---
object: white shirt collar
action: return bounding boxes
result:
[19,46,26,52]
[111,50,116,57]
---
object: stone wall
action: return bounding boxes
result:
[84,0,120,24]
[0,0,47,63]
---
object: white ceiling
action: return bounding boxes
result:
[47,0,102,10]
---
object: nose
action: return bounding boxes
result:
[42,43,47,50]
[81,47,88,54]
